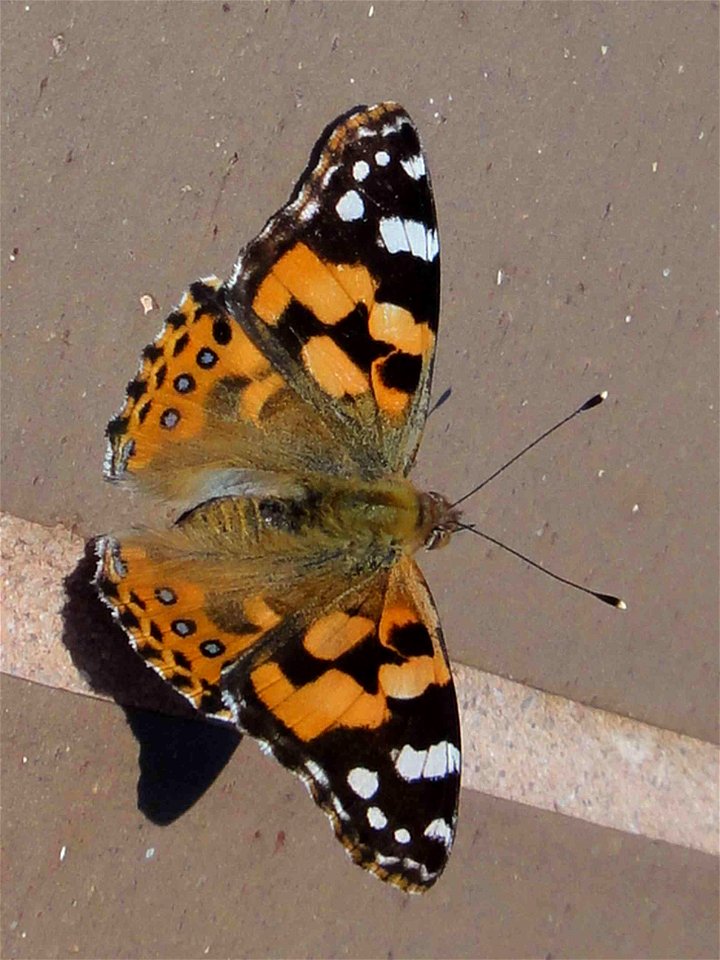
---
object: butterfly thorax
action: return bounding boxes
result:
[176,476,459,562]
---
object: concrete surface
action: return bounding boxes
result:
[2,2,718,958]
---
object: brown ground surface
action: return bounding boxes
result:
[1,2,718,958]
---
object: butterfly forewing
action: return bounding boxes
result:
[221,556,460,892]
[224,101,440,477]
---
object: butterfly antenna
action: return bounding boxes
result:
[451,391,608,509]
[457,522,626,609]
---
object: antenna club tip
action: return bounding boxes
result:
[581,392,607,412]
[595,591,626,608]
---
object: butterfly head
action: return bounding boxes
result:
[419,491,462,551]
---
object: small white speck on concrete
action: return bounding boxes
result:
[698,130,705,140]
[349,77,355,84]
[145,847,156,860]
[624,314,632,323]
[632,504,640,514]
[496,268,504,285]
[678,63,685,73]
[598,469,605,478]
[59,845,67,862]
[662,267,671,278]
[139,294,156,315]
[22,755,27,764]
[368,4,374,16]
[601,44,609,56]
[652,161,659,173]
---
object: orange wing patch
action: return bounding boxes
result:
[251,242,434,417]
[96,536,281,718]
[105,280,287,480]
[244,555,451,741]
[252,664,390,742]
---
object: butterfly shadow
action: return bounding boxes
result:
[61,540,241,825]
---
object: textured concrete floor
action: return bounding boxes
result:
[2,2,718,958]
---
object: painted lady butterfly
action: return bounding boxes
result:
[95,102,461,893]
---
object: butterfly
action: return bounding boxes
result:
[95,102,462,893]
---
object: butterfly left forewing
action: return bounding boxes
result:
[224,102,440,478]
[222,554,460,893]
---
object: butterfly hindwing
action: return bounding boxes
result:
[103,278,359,503]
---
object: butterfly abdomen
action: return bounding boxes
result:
[175,476,431,558]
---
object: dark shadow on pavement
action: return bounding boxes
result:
[61,539,241,824]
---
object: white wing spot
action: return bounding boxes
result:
[353,159,370,182]
[322,163,339,188]
[381,117,408,136]
[299,199,319,222]
[400,154,426,180]
[375,853,401,867]
[394,744,426,782]
[424,817,453,848]
[367,806,388,830]
[336,189,365,222]
[402,857,436,882]
[329,792,350,822]
[305,759,329,788]
[378,217,439,262]
[423,741,458,779]
[347,766,379,799]
[395,741,459,782]
[394,827,411,844]
[405,219,429,259]
[378,216,407,255]
[375,150,390,166]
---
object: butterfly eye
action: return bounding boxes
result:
[425,527,452,551]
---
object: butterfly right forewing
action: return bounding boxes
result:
[222,554,460,893]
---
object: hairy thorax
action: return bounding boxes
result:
[176,475,461,562]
